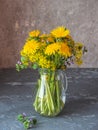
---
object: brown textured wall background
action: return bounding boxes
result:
[0,0,98,68]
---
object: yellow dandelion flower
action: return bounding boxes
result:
[29,55,36,63]
[50,62,56,70]
[75,58,83,65]
[39,56,56,70]
[20,40,40,56]
[75,51,83,59]
[75,42,83,50]
[45,43,61,55]
[22,61,29,66]
[20,49,25,57]
[51,26,70,38]
[38,56,49,68]
[29,52,40,63]
[29,30,40,37]
[59,43,71,57]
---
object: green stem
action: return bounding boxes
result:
[56,80,60,111]
[45,80,55,115]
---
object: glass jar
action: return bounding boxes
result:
[33,69,68,116]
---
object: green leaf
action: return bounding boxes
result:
[32,64,38,69]
[33,118,37,125]
[21,57,26,62]
[17,114,24,122]
[23,120,30,129]
[16,64,21,72]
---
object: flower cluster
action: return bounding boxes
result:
[16,26,86,71]
[17,113,37,129]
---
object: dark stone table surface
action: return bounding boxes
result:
[0,68,98,130]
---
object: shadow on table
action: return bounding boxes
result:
[59,97,98,116]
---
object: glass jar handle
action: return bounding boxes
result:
[59,70,68,93]
[64,73,68,93]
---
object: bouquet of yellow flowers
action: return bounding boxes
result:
[16,26,87,116]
